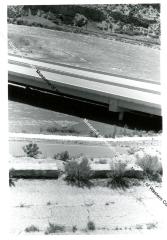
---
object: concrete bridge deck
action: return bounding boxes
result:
[8,54,161,116]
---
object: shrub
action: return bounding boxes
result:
[146,222,157,229]
[136,154,162,181]
[135,224,143,230]
[46,126,58,133]
[89,131,98,137]
[98,159,107,164]
[18,36,30,46]
[72,225,77,232]
[87,221,96,231]
[22,143,41,158]
[16,18,24,25]
[54,150,70,162]
[9,177,15,187]
[25,225,39,232]
[73,13,88,27]
[107,160,129,189]
[9,169,15,187]
[127,147,137,155]
[64,158,92,187]
[45,223,65,234]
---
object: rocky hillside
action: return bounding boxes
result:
[7,4,160,40]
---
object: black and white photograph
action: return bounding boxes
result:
[1,0,166,236]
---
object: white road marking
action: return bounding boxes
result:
[9,132,161,142]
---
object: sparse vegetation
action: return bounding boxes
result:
[45,222,65,234]
[19,203,26,208]
[135,224,143,230]
[146,222,157,229]
[22,142,41,158]
[25,225,39,232]
[46,126,79,135]
[64,157,92,187]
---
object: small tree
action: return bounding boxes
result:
[22,143,41,158]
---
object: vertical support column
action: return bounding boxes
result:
[109,99,119,112]
[118,112,124,121]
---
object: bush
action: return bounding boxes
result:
[54,150,70,162]
[107,160,129,189]
[25,225,39,232]
[98,159,107,164]
[46,126,58,133]
[127,147,137,155]
[45,223,65,234]
[17,36,30,46]
[9,177,15,187]
[22,143,41,158]
[16,18,24,25]
[73,13,88,27]
[9,169,15,187]
[89,131,98,138]
[64,158,92,187]
[136,154,162,181]
[72,225,77,232]
[87,220,96,231]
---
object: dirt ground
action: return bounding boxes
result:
[10,179,164,235]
